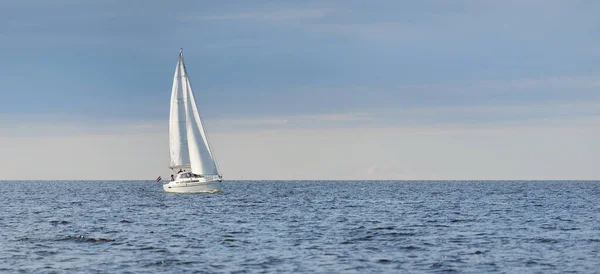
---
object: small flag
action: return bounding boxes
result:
[156,176,162,182]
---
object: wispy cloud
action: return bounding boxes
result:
[8,97,597,137]
[0,115,167,137]
[208,99,600,132]
[212,112,374,130]
[477,76,600,90]
[306,22,429,43]
[178,9,329,22]
[295,1,599,47]
[302,113,373,122]
[215,118,290,126]
[280,75,600,107]
[384,75,600,91]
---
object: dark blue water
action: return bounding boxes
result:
[1,181,599,273]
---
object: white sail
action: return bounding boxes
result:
[169,54,190,169]
[180,55,219,175]
[169,49,220,175]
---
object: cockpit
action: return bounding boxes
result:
[176,172,204,179]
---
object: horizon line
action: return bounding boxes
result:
[1,179,598,182]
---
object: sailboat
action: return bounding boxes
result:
[162,48,223,193]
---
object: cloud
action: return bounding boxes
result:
[209,112,375,131]
[0,115,167,137]
[377,75,600,92]
[1,110,598,180]
[306,22,430,43]
[206,99,600,132]
[4,97,596,139]
[222,74,599,119]
[477,76,600,90]
[178,9,329,22]
[291,0,600,52]
[214,118,290,126]
[0,132,168,180]
[305,113,373,122]
[176,123,600,180]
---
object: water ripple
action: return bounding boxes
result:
[0,180,599,273]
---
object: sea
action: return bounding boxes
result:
[1,180,599,273]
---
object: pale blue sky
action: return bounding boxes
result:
[0,1,598,179]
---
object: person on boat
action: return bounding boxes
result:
[170,174,175,181]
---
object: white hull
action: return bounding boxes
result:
[163,178,222,193]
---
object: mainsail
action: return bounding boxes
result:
[169,53,189,169]
[169,49,220,175]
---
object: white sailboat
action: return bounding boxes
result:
[162,48,223,193]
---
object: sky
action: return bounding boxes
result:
[0,0,598,180]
